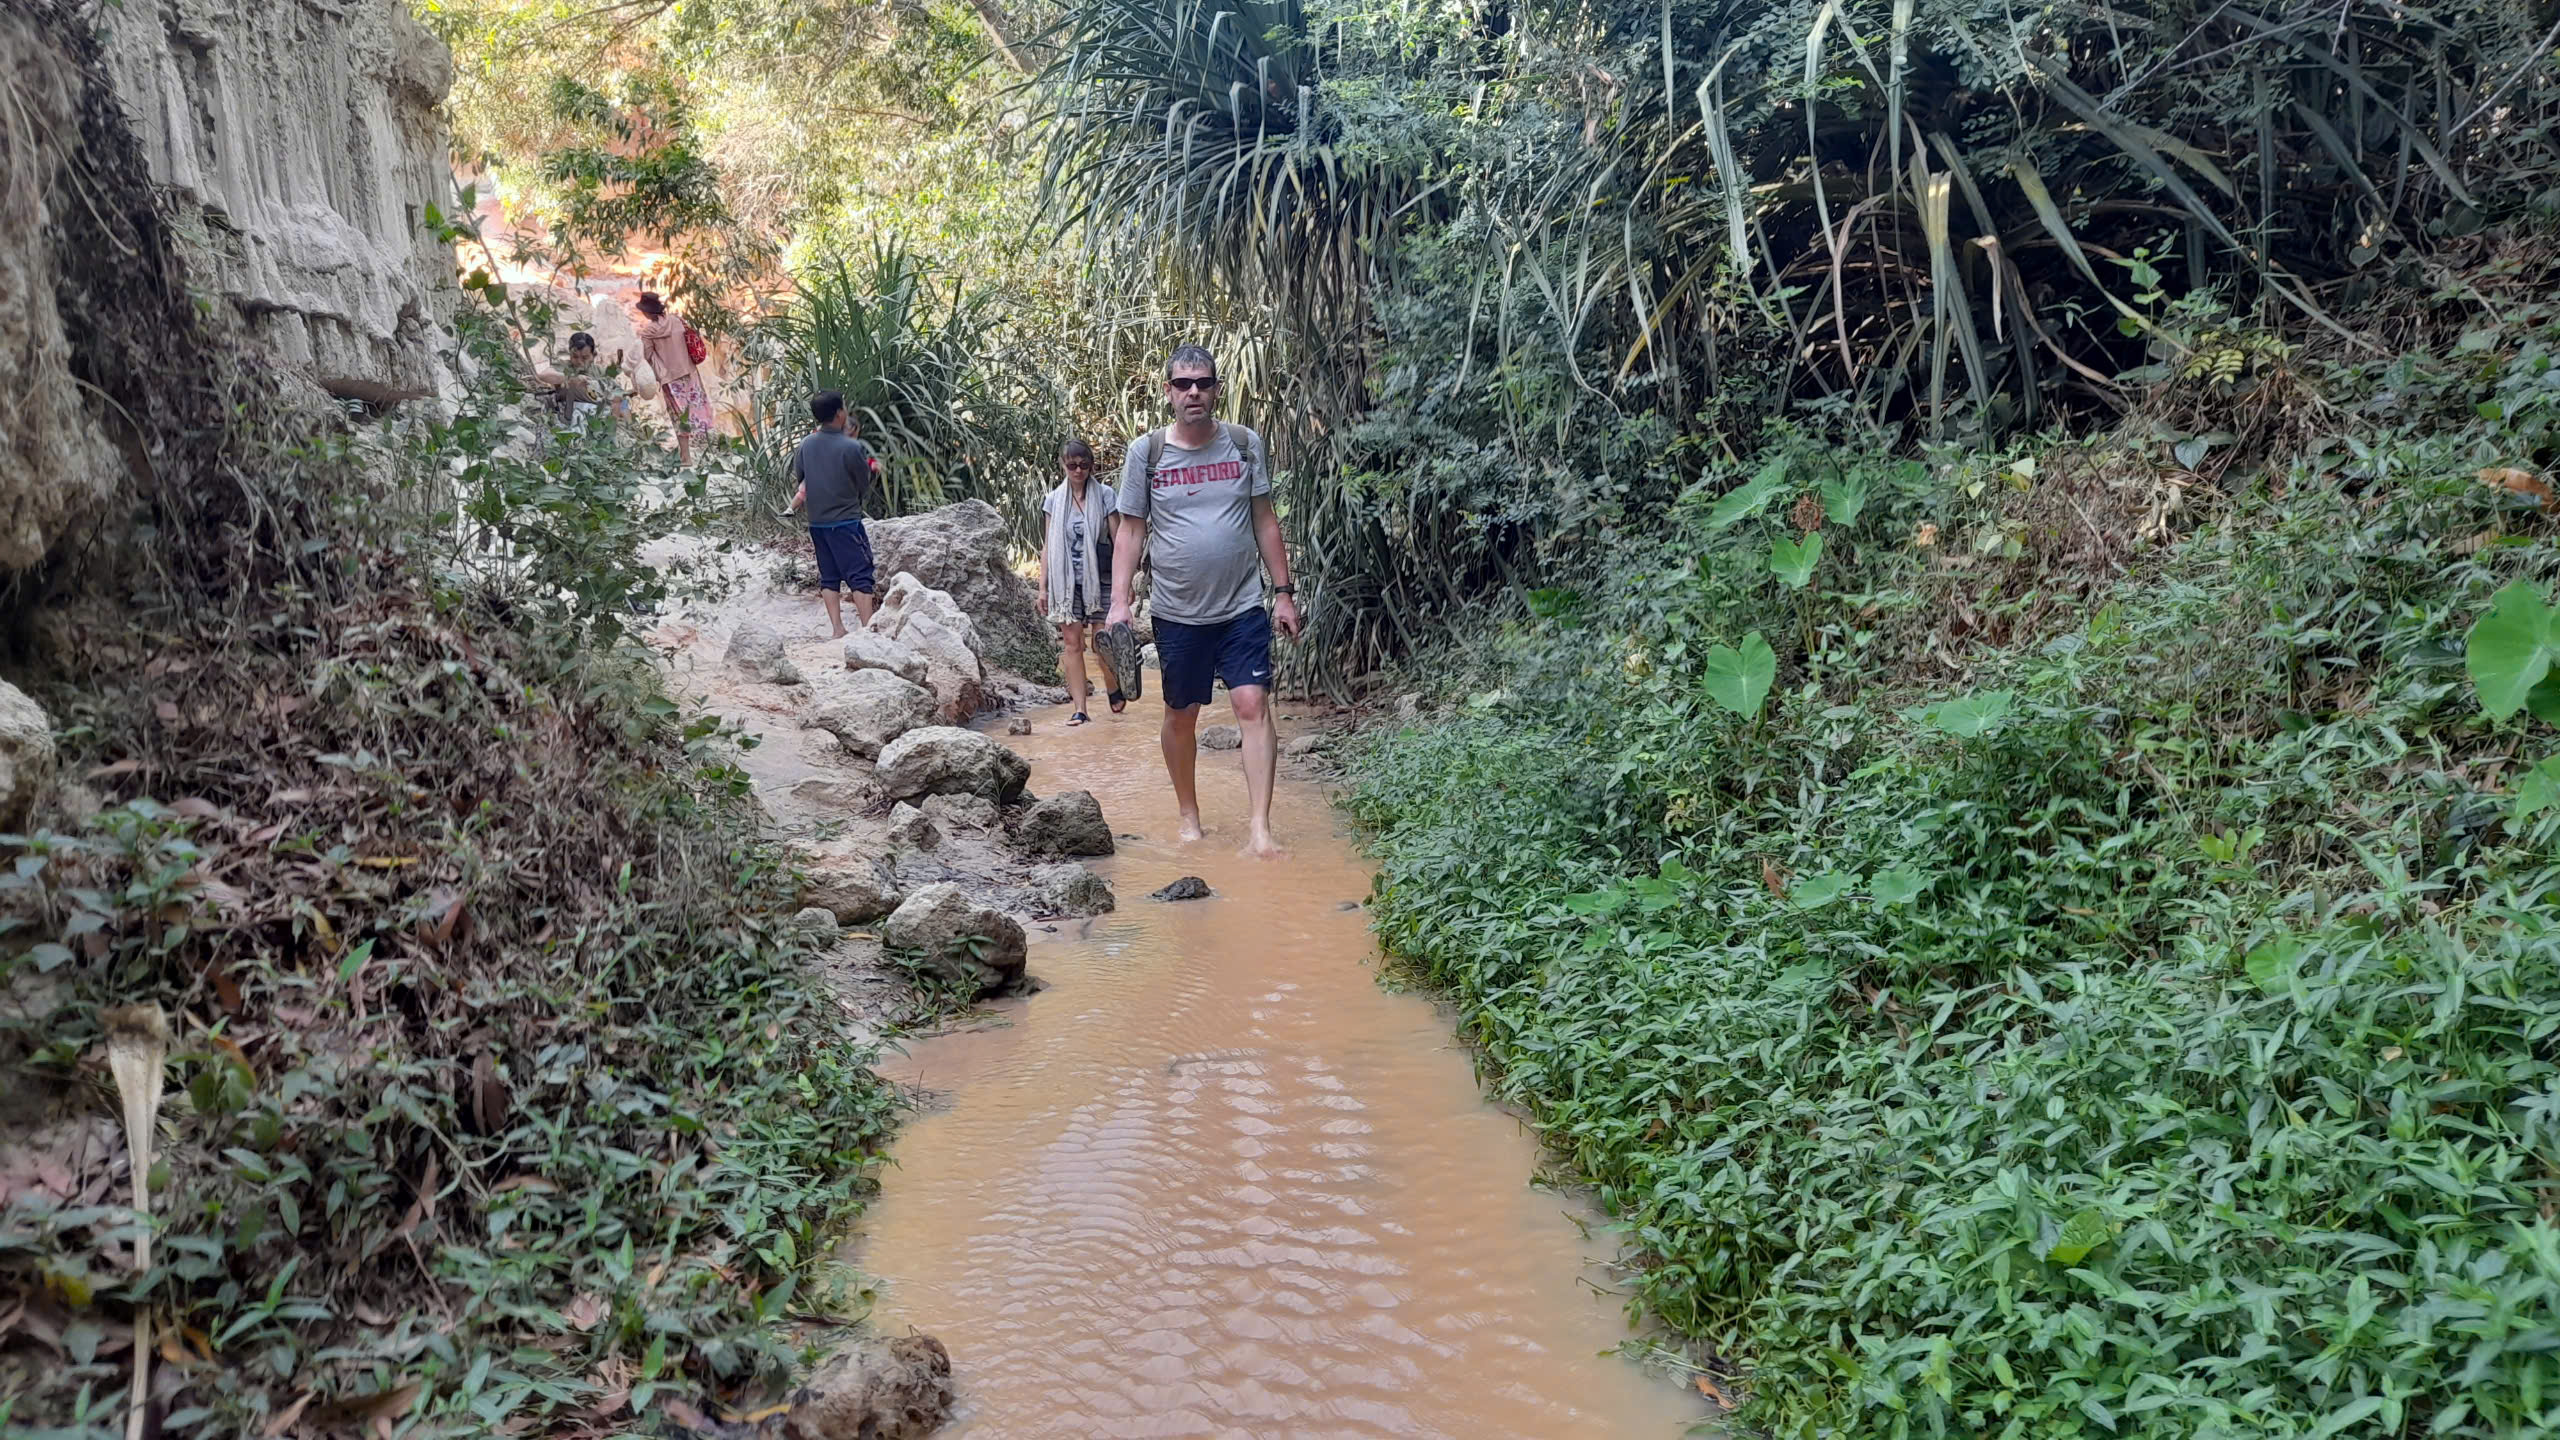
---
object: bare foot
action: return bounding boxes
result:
[1177,813,1206,843]
[1244,830,1285,860]
[829,627,848,639]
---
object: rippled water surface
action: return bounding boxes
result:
[854,697,1705,1439]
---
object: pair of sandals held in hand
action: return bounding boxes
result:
[1069,620,1145,726]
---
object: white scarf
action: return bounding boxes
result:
[1044,478,1114,617]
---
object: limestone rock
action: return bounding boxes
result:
[920,793,999,832]
[1151,876,1213,902]
[792,907,839,936]
[94,0,459,402]
[868,577,987,721]
[842,628,930,688]
[807,668,934,761]
[723,624,802,685]
[869,572,981,651]
[1006,716,1032,736]
[801,856,900,925]
[876,727,1029,803]
[1030,863,1116,917]
[1200,724,1243,751]
[1283,733,1326,757]
[1013,791,1113,858]
[0,682,55,831]
[882,883,1027,995]
[783,1333,954,1440]
[868,500,1050,673]
[886,802,940,851]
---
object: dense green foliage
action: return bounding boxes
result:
[1350,310,2560,1432]
[0,282,896,1437]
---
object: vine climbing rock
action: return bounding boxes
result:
[882,883,1027,995]
[782,1332,954,1440]
[1012,790,1114,857]
[806,668,934,760]
[0,682,56,832]
[723,624,802,686]
[876,727,1029,803]
[868,500,1050,676]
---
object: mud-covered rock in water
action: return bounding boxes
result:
[0,682,55,832]
[1030,862,1115,916]
[800,855,900,924]
[1013,790,1113,857]
[1199,723,1242,750]
[868,500,1049,675]
[723,624,802,685]
[783,1333,954,1440]
[921,793,998,832]
[842,627,930,687]
[886,801,940,851]
[806,667,934,760]
[1151,876,1213,902]
[876,726,1029,802]
[882,883,1027,995]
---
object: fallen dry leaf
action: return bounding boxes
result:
[561,1293,608,1332]
[262,1389,315,1438]
[491,1174,554,1195]
[1913,522,1939,547]
[1694,1373,1729,1405]
[1760,858,1789,899]
[170,798,223,821]
[2479,466,2557,511]
[154,701,181,723]
[355,855,419,869]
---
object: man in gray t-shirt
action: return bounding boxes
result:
[788,390,882,635]
[1106,344,1302,858]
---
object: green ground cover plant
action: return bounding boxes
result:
[1349,314,2560,1435]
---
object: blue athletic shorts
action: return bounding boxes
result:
[1155,607,1273,709]
[810,521,875,594]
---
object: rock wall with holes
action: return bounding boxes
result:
[93,0,459,405]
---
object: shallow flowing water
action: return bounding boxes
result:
[853,695,1707,1439]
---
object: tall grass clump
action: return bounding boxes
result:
[1348,305,2560,1435]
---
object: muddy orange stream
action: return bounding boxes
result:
[852,696,1707,1438]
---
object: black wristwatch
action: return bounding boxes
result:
[1274,584,1296,595]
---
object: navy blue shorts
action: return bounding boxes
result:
[1156,607,1273,709]
[810,521,875,594]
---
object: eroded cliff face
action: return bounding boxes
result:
[94,0,458,402]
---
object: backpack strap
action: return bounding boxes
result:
[1143,426,1165,485]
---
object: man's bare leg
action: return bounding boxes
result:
[1060,623,1090,716]
[851,589,876,627]
[1232,685,1282,858]
[820,588,845,638]
[1162,703,1205,841]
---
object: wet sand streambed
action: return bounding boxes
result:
[853,695,1707,1438]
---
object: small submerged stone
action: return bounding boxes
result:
[1150,876,1213,902]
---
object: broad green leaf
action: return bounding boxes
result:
[2047,1207,2113,1265]
[1768,531,1823,588]
[2530,674,2560,729]
[1703,632,1777,719]
[1820,470,1869,528]
[2514,755,2560,819]
[1706,458,1789,530]
[1870,868,1927,906]
[2244,937,2300,996]
[1792,871,1858,907]
[1920,689,2013,738]
[2465,581,2558,719]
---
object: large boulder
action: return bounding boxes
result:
[876,727,1028,803]
[867,500,1050,675]
[783,1333,954,1440]
[1013,790,1113,857]
[1029,862,1116,917]
[806,668,934,761]
[882,883,1027,995]
[800,853,901,924]
[842,628,929,687]
[0,682,54,831]
[723,624,802,686]
[868,575,986,721]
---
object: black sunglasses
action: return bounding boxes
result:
[1167,376,1221,392]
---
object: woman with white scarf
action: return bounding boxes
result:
[1038,438,1125,725]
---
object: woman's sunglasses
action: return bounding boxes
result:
[1167,376,1221,392]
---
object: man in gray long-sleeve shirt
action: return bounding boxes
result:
[788,390,881,635]
[1106,344,1302,858]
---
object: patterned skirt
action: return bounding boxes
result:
[662,375,715,435]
